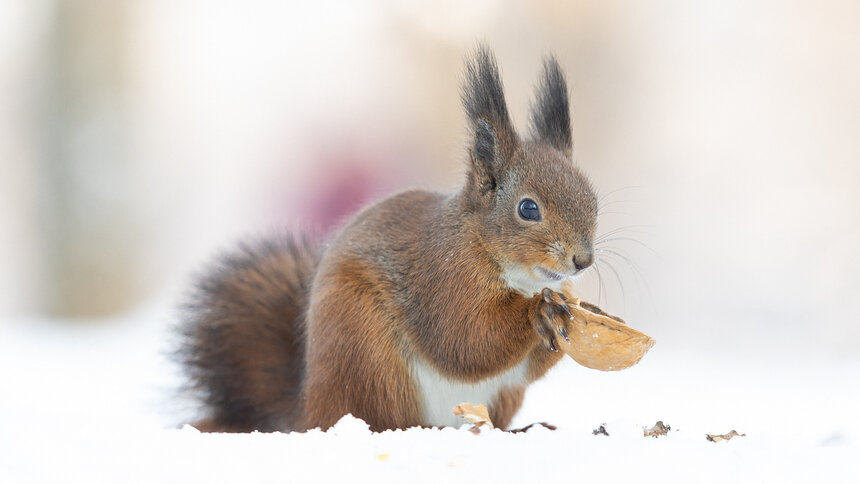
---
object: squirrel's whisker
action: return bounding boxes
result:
[597,249,649,290]
[592,258,607,307]
[595,236,659,258]
[597,258,626,313]
[597,185,640,204]
[597,199,631,212]
[595,248,657,315]
[593,225,651,244]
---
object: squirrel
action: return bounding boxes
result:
[180,45,606,433]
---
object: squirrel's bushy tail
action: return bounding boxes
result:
[180,236,318,432]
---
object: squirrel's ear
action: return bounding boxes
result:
[530,56,572,157]
[462,45,518,195]
[470,119,498,195]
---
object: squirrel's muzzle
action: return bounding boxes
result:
[573,251,594,271]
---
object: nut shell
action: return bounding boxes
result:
[558,282,655,371]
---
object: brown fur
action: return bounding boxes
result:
[180,237,317,432]
[489,387,526,430]
[180,45,598,432]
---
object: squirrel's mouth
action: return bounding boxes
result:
[534,266,569,282]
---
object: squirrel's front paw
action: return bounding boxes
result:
[532,288,573,352]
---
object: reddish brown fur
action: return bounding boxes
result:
[489,386,526,430]
[180,46,598,432]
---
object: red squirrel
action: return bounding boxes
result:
[181,45,604,432]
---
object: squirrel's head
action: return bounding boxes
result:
[461,46,597,296]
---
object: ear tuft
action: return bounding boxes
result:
[530,56,572,156]
[462,45,511,130]
[461,44,518,197]
[461,44,518,158]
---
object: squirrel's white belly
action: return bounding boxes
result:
[410,355,529,428]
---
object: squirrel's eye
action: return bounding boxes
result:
[518,198,541,221]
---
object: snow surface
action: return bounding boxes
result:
[1,307,858,483]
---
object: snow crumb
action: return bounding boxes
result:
[331,414,372,436]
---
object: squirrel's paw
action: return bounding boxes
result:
[533,288,573,352]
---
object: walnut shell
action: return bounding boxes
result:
[558,282,655,371]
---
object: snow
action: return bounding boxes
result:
[1,307,858,483]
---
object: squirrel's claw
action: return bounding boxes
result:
[558,326,570,342]
[534,288,573,352]
[559,304,572,318]
[541,288,571,315]
[536,307,559,352]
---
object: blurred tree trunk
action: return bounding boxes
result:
[40,0,139,318]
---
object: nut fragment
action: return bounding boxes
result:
[706,430,746,442]
[643,420,671,437]
[453,403,493,434]
[558,281,655,371]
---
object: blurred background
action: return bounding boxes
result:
[1,0,858,357]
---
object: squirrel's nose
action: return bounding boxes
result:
[573,252,594,271]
